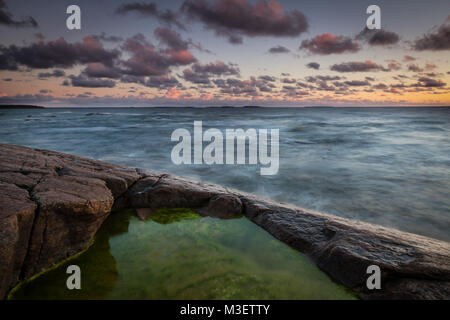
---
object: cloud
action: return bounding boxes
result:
[154,27,189,51]
[306,75,341,82]
[120,33,196,77]
[282,77,296,83]
[83,63,121,79]
[343,80,370,86]
[182,69,211,84]
[182,61,240,84]
[258,75,276,82]
[213,77,260,96]
[415,77,446,87]
[192,61,239,76]
[407,63,423,72]
[300,33,360,55]
[69,75,116,88]
[387,61,401,71]
[0,36,120,70]
[0,0,37,28]
[145,75,180,88]
[38,69,66,78]
[373,83,388,89]
[306,62,320,70]
[330,60,388,72]
[413,16,450,51]
[268,45,290,54]
[115,2,185,30]
[356,28,400,46]
[182,0,308,44]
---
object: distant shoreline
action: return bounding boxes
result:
[0,105,45,109]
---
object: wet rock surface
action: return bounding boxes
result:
[1,143,449,299]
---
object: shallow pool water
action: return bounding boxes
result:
[10,209,356,300]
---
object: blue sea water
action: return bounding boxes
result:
[0,107,449,242]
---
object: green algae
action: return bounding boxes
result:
[146,208,201,224]
[9,208,357,300]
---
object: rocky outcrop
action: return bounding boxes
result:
[1,143,449,299]
[0,143,139,298]
[118,169,450,299]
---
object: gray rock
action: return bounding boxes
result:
[1,143,449,299]
[0,143,140,298]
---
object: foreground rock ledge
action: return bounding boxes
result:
[1,143,449,299]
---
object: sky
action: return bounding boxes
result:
[0,0,449,107]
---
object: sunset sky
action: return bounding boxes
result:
[0,0,449,107]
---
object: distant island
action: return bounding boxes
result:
[0,105,44,109]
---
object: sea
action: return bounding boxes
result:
[1,106,449,242]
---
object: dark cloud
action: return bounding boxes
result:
[182,69,211,84]
[356,28,400,46]
[306,75,341,82]
[415,77,446,87]
[330,61,388,72]
[115,2,185,30]
[120,33,196,77]
[38,69,66,78]
[145,75,180,88]
[192,61,239,76]
[0,37,120,70]
[154,27,189,51]
[182,0,308,44]
[83,63,121,79]
[413,16,450,51]
[306,62,320,70]
[69,75,116,88]
[0,93,53,104]
[182,61,239,84]
[258,75,276,82]
[268,45,290,54]
[0,0,37,28]
[120,75,145,85]
[300,33,360,55]
[343,80,370,86]
[213,78,259,96]
[373,83,388,89]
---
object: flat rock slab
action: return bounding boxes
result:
[1,143,449,299]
